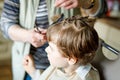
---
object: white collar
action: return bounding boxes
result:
[75,63,92,80]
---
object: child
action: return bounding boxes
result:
[23,15,100,80]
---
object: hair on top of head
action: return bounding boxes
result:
[62,15,96,29]
[47,15,99,65]
[51,14,96,29]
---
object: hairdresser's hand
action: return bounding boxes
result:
[55,0,80,9]
[23,54,36,77]
[26,28,47,48]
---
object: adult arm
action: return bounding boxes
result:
[0,0,20,39]
[0,0,46,47]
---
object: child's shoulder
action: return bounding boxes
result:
[39,66,56,80]
[85,65,100,80]
[76,64,100,80]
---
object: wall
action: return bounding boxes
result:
[0,0,12,60]
[93,19,120,80]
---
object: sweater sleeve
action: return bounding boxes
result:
[0,0,19,39]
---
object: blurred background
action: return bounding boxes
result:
[0,0,120,80]
[0,0,12,80]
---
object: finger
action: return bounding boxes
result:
[43,35,47,40]
[31,33,46,47]
[59,0,73,7]
[34,28,37,32]
[39,35,47,41]
[37,28,47,35]
[23,56,29,65]
[66,2,79,9]
[27,55,34,64]
[36,33,46,41]
[23,59,26,65]
[34,27,41,33]
[55,0,66,7]
[64,3,74,9]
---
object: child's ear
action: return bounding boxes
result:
[67,58,77,65]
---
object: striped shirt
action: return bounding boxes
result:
[0,0,49,69]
